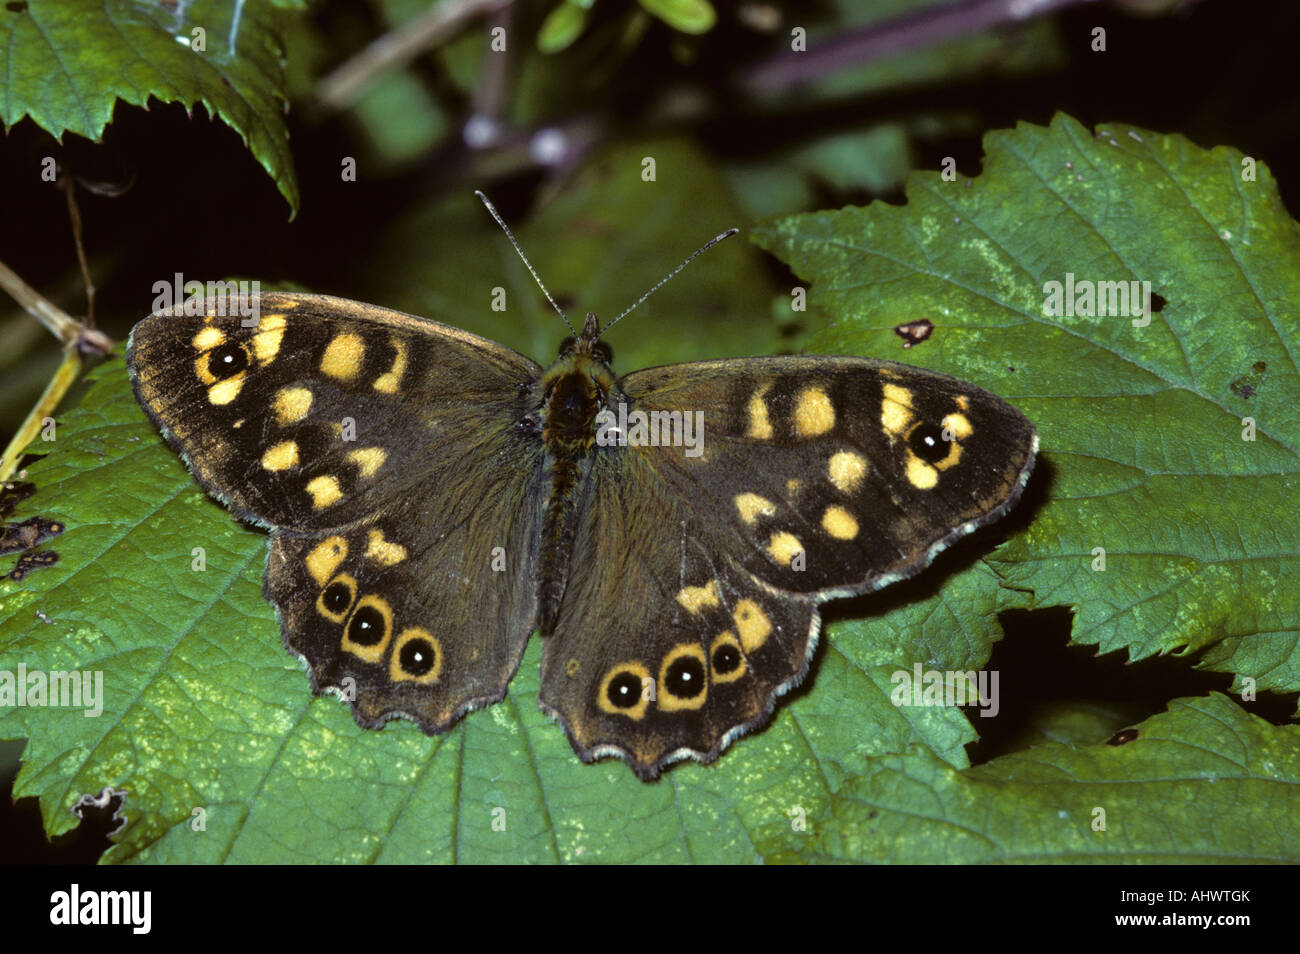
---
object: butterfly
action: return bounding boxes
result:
[126,200,1037,780]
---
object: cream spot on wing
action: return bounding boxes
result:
[373,339,408,394]
[320,333,365,381]
[746,384,773,439]
[305,536,348,585]
[942,411,973,440]
[793,386,834,437]
[881,383,914,436]
[346,447,386,478]
[956,395,970,411]
[261,440,299,471]
[366,528,407,567]
[251,312,287,364]
[734,492,776,524]
[676,580,720,614]
[906,455,939,489]
[733,600,772,652]
[192,326,224,351]
[306,475,343,509]
[822,505,859,540]
[828,451,868,493]
[274,387,313,425]
[767,531,803,567]
[208,376,244,405]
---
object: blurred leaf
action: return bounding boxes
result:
[638,0,715,35]
[539,1,592,53]
[0,0,299,213]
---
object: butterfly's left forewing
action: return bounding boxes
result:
[539,356,1036,778]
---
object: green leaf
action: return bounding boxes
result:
[538,1,592,54]
[637,0,715,35]
[754,113,1300,709]
[0,0,298,213]
[776,694,1300,863]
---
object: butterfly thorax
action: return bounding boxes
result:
[536,314,619,635]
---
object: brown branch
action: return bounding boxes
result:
[317,0,512,111]
[739,0,1096,95]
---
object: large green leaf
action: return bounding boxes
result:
[4,117,1297,862]
[775,694,1300,863]
[754,113,1300,709]
[0,0,298,212]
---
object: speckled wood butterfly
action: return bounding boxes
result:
[126,205,1036,780]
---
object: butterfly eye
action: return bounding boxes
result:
[557,336,577,356]
[592,341,613,365]
[206,342,249,380]
[907,422,952,465]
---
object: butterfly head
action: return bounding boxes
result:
[555,312,614,368]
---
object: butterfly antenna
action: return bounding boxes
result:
[595,228,740,341]
[474,190,578,337]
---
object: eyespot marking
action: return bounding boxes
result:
[658,644,708,711]
[710,631,746,684]
[343,594,393,663]
[598,662,652,719]
[390,627,442,683]
[316,573,356,623]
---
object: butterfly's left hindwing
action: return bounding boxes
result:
[539,356,1036,779]
[128,293,548,732]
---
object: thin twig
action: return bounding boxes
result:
[317,0,512,111]
[0,344,83,484]
[0,259,82,345]
[60,176,96,328]
[740,0,1093,95]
